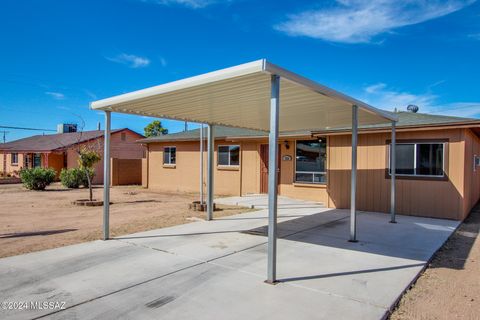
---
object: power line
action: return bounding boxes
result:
[0,125,55,132]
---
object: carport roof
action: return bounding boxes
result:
[91,59,397,132]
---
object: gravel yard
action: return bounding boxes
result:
[390,203,480,320]
[0,183,252,258]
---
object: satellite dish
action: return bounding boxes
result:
[407,105,419,113]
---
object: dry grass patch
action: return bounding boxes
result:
[0,183,255,258]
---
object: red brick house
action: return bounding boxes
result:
[0,128,145,184]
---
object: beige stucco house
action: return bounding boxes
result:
[140,111,480,221]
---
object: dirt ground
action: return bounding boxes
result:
[0,183,254,258]
[390,203,480,320]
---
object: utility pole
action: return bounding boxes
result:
[1,131,8,178]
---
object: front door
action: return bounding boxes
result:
[33,153,41,167]
[260,144,281,194]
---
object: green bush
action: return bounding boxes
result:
[60,168,95,189]
[60,168,83,188]
[19,167,56,190]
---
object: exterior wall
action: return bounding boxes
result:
[67,130,145,184]
[148,140,242,196]
[1,129,145,184]
[328,129,466,220]
[278,139,331,205]
[142,158,148,188]
[145,127,477,220]
[111,158,142,186]
[0,152,63,179]
[45,153,65,179]
[1,153,25,176]
[463,129,480,218]
[146,137,331,204]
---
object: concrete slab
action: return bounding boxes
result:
[216,194,325,210]
[0,240,198,320]
[0,195,459,320]
[46,263,386,320]
[114,198,332,262]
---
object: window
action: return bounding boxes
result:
[218,145,240,166]
[33,153,41,167]
[295,139,327,184]
[11,153,18,165]
[389,143,444,177]
[163,147,176,165]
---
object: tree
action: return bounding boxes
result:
[77,146,101,201]
[144,120,168,137]
[52,115,102,203]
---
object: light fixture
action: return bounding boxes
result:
[284,141,290,150]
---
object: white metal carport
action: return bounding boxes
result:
[91,59,398,284]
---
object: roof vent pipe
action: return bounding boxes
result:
[97,122,101,130]
[407,105,419,113]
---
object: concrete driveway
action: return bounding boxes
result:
[0,195,458,320]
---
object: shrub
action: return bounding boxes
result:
[19,167,56,190]
[60,168,83,188]
[60,168,95,189]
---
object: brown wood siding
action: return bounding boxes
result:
[328,129,465,220]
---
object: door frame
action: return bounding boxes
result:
[259,144,281,194]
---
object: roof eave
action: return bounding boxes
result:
[90,59,397,125]
[311,120,480,135]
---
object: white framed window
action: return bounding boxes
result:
[11,153,18,165]
[389,142,445,177]
[163,146,176,165]
[218,145,240,166]
[295,139,327,184]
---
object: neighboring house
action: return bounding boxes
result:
[139,111,480,221]
[0,128,145,184]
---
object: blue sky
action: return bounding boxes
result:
[1,0,479,141]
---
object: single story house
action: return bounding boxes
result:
[0,128,145,184]
[139,111,480,221]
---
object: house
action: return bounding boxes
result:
[139,111,480,221]
[0,128,145,184]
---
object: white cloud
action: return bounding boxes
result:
[84,90,98,100]
[45,91,65,100]
[159,57,167,67]
[276,0,475,43]
[106,53,150,68]
[143,0,219,9]
[362,82,480,118]
[468,33,480,40]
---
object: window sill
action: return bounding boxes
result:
[293,182,327,188]
[163,164,176,169]
[217,165,240,171]
[385,170,448,181]
[11,164,18,167]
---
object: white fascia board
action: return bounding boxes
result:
[263,61,398,122]
[90,59,266,110]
